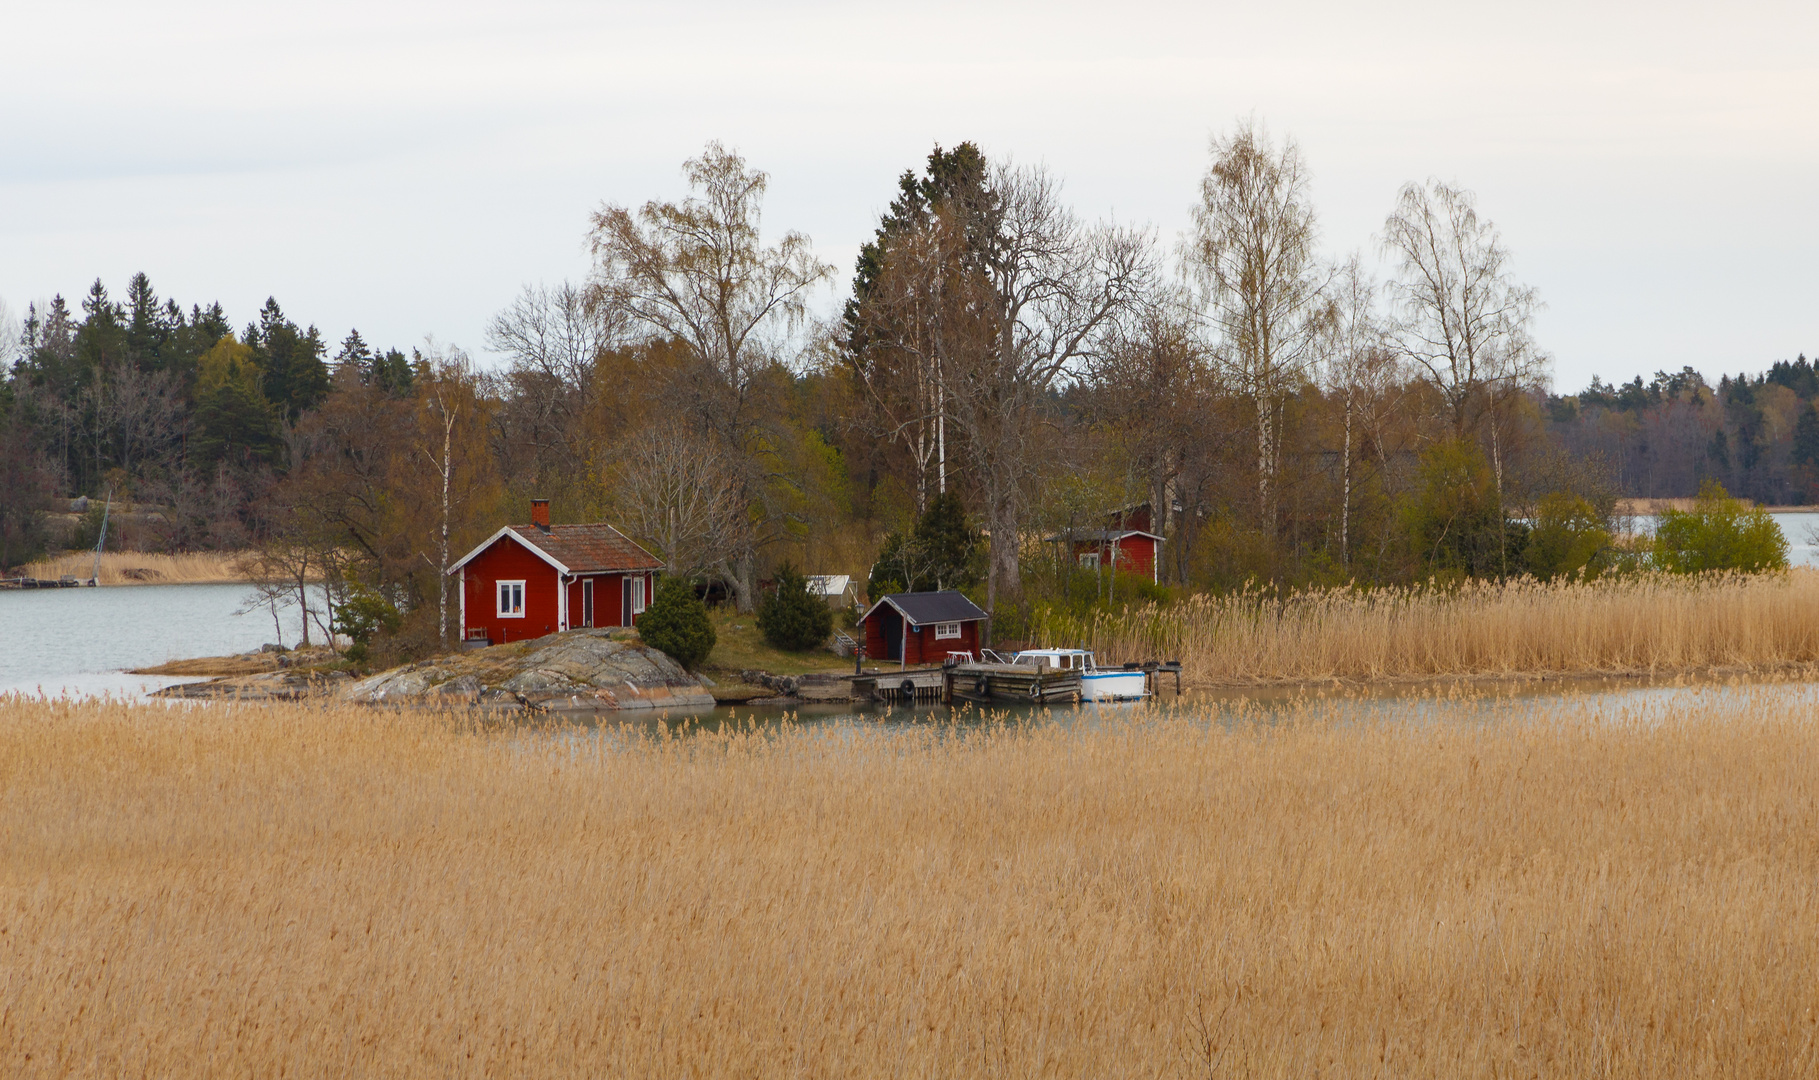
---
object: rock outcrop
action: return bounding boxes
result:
[338,629,714,713]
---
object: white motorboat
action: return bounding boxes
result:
[1006,648,1149,702]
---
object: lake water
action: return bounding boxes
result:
[0,582,322,698]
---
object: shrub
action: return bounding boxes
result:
[332,584,401,665]
[1525,493,1613,581]
[637,577,716,669]
[1653,481,1789,574]
[758,562,833,651]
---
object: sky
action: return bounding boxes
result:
[2,0,1814,392]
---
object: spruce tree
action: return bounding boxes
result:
[758,563,833,651]
[637,577,716,669]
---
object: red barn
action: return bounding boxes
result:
[860,591,989,667]
[447,499,661,646]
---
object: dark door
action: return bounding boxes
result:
[876,608,903,660]
[582,579,594,628]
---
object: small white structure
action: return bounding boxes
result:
[1008,648,1149,702]
[806,574,857,609]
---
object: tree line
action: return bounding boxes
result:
[2,128,1810,657]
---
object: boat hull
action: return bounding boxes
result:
[1080,670,1148,701]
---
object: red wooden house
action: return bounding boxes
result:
[859,591,989,667]
[1048,503,1164,582]
[448,499,661,645]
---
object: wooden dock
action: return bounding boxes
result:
[851,667,949,704]
[947,663,1082,705]
[0,576,87,590]
[852,663,1085,706]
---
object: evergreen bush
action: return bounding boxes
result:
[637,577,716,669]
[758,562,833,651]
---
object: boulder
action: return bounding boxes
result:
[338,629,714,713]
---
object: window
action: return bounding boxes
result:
[497,580,525,618]
[934,622,962,640]
[628,575,647,616]
[1078,551,1100,569]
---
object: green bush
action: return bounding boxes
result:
[758,562,833,651]
[332,583,401,665]
[1525,493,1613,581]
[1652,481,1788,574]
[637,577,716,669]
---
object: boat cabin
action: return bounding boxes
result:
[860,590,989,667]
[447,499,661,646]
[1010,648,1098,672]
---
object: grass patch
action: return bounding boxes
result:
[697,605,851,677]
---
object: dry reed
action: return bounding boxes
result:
[1053,570,1819,684]
[4,691,1818,1076]
[20,550,253,585]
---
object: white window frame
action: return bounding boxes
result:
[629,575,647,616]
[497,579,526,618]
[933,621,962,640]
[1078,551,1100,569]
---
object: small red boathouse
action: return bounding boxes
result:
[448,499,660,645]
[859,590,989,666]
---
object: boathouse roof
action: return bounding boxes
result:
[862,590,989,627]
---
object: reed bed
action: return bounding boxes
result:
[19,550,253,585]
[4,692,1819,1076]
[1051,570,1819,684]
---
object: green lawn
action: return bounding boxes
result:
[695,608,856,677]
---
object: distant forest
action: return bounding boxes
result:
[2,132,1812,653]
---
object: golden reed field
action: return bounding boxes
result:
[4,690,1818,1077]
[1052,570,1819,685]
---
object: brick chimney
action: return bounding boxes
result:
[530,498,551,532]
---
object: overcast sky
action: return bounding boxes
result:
[2,0,1813,391]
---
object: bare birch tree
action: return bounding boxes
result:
[1382,179,1545,567]
[1187,122,1330,532]
[1381,179,1543,441]
[1322,255,1403,569]
[585,142,831,610]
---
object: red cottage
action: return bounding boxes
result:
[1047,505,1164,583]
[859,591,989,667]
[448,499,661,646]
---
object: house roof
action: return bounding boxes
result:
[862,590,988,627]
[1045,529,1165,544]
[448,522,661,576]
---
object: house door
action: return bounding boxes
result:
[582,579,594,628]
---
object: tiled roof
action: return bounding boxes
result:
[510,523,661,574]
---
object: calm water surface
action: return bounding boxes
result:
[0,583,322,698]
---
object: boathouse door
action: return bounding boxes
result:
[582,579,594,628]
[876,606,903,661]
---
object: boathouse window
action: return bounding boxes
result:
[934,622,962,640]
[1078,552,1100,569]
[497,580,525,617]
[626,575,647,616]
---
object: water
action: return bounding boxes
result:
[0,583,323,698]
[1771,512,1819,567]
